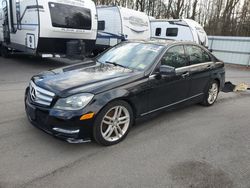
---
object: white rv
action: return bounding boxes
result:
[150,19,208,48]
[95,6,151,53]
[0,0,97,58]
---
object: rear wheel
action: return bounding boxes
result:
[201,80,219,106]
[93,100,133,146]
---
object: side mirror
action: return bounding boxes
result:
[159,65,176,77]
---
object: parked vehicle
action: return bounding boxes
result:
[0,0,97,58]
[150,19,209,48]
[94,6,150,53]
[25,40,225,146]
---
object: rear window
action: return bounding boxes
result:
[49,2,91,30]
[166,28,178,37]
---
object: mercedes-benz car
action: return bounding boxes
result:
[25,40,225,146]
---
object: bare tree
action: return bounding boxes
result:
[171,0,186,18]
[191,0,198,19]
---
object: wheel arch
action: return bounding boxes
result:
[214,78,220,88]
[210,71,225,90]
[95,89,139,120]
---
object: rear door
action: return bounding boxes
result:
[184,45,214,97]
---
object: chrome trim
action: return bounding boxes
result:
[149,74,156,80]
[30,81,55,97]
[175,62,214,73]
[29,81,55,106]
[53,128,80,134]
[140,93,204,116]
[67,138,91,144]
[36,93,53,102]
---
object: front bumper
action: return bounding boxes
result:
[25,91,94,143]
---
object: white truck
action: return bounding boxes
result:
[150,19,209,48]
[0,0,97,58]
[95,6,151,53]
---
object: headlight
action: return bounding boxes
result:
[54,93,94,110]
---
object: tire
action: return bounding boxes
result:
[93,100,134,146]
[0,46,10,58]
[201,80,219,106]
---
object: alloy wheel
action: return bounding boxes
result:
[101,106,130,142]
[207,83,218,104]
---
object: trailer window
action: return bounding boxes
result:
[166,28,178,37]
[155,28,161,36]
[49,2,91,30]
[98,21,105,31]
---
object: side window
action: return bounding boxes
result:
[185,45,211,65]
[166,28,178,37]
[202,50,212,62]
[98,20,105,31]
[155,28,161,36]
[161,45,187,68]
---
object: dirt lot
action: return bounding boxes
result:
[0,56,250,188]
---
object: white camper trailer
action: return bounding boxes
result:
[150,19,208,48]
[95,6,150,53]
[0,0,97,58]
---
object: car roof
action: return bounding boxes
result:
[126,39,202,48]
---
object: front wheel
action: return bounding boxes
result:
[201,80,219,106]
[93,100,134,146]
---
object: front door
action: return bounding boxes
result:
[2,0,10,43]
[142,45,191,115]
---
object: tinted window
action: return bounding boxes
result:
[98,21,105,31]
[166,28,178,36]
[185,45,211,65]
[155,28,161,36]
[202,50,212,62]
[49,3,91,30]
[161,45,187,68]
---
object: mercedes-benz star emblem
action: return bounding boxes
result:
[30,87,36,101]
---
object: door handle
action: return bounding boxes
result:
[181,72,190,78]
[206,64,212,70]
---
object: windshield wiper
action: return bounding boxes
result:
[105,61,130,69]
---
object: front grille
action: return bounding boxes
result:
[29,81,55,106]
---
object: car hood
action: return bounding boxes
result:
[32,61,143,97]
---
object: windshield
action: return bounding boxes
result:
[97,42,164,71]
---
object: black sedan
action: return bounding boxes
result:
[25,40,225,146]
